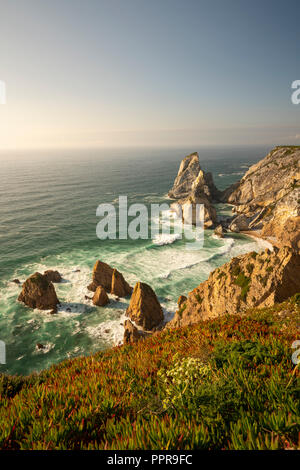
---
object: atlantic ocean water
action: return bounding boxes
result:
[0,146,272,375]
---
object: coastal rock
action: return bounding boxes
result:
[88,261,132,296]
[229,214,250,232]
[168,246,300,328]
[214,225,224,238]
[171,195,217,228]
[92,285,110,306]
[261,216,300,252]
[221,146,300,246]
[168,152,220,201]
[177,295,187,308]
[88,261,114,292]
[44,270,62,283]
[111,269,132,297]
[18,272,59,312]
[11,279,21,285]
[126,282,164,331]
[123,320,143,344]
[168,152,219,228]
[168,152,202,199]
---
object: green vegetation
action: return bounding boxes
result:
[246,263,254,274]
[234,272,251,301]
[177,304,187,317]
[195,293,203,302]
[0,299,299,450]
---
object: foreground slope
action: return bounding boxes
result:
[0,297,299,450]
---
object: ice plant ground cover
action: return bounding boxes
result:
[0,296,299,450]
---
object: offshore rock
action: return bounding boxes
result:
[44,270,62,283]
[126,282,164,331]
[18,272,59,312]
[92,285,110,307]
[168,152,220,201]
[111,269,132,297]
[88,261,132,296]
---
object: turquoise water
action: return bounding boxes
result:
[0,146,271,375]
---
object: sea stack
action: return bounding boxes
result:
[18,272,59,312]
[168,152,219,228]
[88,260,132,297]
[126,282,164,331]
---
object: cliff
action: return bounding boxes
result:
[222,146,300,249]
[168,246,300,328]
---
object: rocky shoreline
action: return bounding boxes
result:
[16,146,300,345]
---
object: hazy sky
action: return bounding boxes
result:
[0,0,299,149]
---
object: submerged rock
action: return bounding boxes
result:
[44,270,62,283]
[92,285,110,306]
[168,246,300,329]
[126,282,164,331]
[18,272,59,312]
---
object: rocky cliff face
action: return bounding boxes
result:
[18,272,59,312]
[222,146,300,247]
[168,246,300,328]
[168,152,219,228]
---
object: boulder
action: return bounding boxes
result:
[214,224,224,238]
[111,269,132,297]
[229,214,250,232]
[18,272,59,312]
[123,320,142,344]
[92,286,110,306]
[126,282,164,331]
[44,270,62,283]
[168,246,300,329]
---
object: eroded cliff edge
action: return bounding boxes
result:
[222,145,300,250]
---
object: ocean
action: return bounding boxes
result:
[0,145,272,375]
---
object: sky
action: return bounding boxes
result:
[0,0,299,150]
